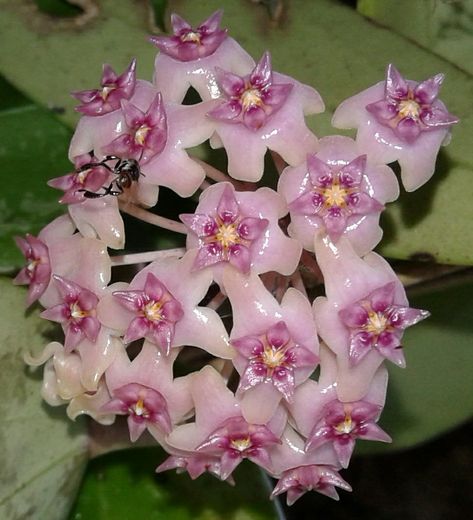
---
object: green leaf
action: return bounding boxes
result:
[0,76,72,272]
[359,276,473,452]
[1,0,472,264]
[357,0,473,75]
[0,278,88,519]
[70,448,277,520]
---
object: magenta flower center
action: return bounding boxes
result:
[100,84,116,101]
[230,435,252,453]
[240,86,263,110]
[69,300,90,321]
[134,124,151,146]
[180,30,201,44]
[364,309,390,336]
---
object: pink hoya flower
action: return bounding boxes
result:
[48,152,111,205]
[339,281,429,367]
[224,270,318,423]
[207,52,324,181]
[70,80,217,199]
[305,399,391,468]
[40,275,100,351]
[150,11,227,62]
[232,321,318,404]
[102,342,193,442]
[180,182,302,284]
[98,250,232,358]
[289,348,390,468]
[112,272,184,354]
[151,11,254,103]
[166,366,285,481]
[332,64,459,191]
[103,93,167,164]
[72,58,136,116]
[313,235,428,401]
[278,135,399,255]
[272,465,351,505]
[14,215,111,308]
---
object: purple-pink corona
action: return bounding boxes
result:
[15,10,459,506]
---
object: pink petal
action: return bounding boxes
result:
[272,366,295,401]
[171,13,192,32]
[340,155,366,186]
[121,99,145,129]
[348,332,373,365]
[262,83,293,107]
[217,69,245,97]
[228,244,251,273]
[161,299,184,322]
[220,451,243,480]
[150,321,174,353]
[349,192,383,215]
[200,9,224,32]
[231,336,264,358]
[101,63,118,84]
[124,317,149,343]
[207,100,242,121]
[243,105,267,131]
[267,321,291,348]
[414,73,444,104]
[365,100,398,122]
[357,422,391,443]
[81,316,101,343]
[396,117,421,143]
[127,416,148,442]
[144,272,166,301]
[237,217,268,240]
[334,437,356,468]
[250,52,272,88]
[385,63,408,99]
[217,185,239,223]
[194,243,225,269]
[369,282,396,312]
[307,154,333,186]
[324,210,348,241]
[421,105,459,127]
[40,304,68,324]
[239,362,267,391]
[180,213,217,237]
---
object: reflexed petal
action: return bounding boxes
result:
[272,366,295,401]
[113,290,146,312]
[378,344,406,367]
[150,321,174,353]
[305,425,332,452]
[64,325,84,352]
[81,316,101,343]
[171,13,192,32]
[127,416,148,442]
[200,10,224,32]
[357,422,391,443]
[121,99,145,129]
[101,63,118,84]
[389,306,430,328]
[41,304,68,324]
[239,362,267,391]
[220,451,243,480]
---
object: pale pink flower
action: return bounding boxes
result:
[332,64,459,191]
[207,52,324,181]
[278,135,399,255]
[151,11,254,103]
[72,58,136,116]
[180,182,302,284]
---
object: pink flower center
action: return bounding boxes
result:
[135,124,151,146]
[100,85,115,101]
[261,344,286,369]
[364,310,390,335]
[398,97,421,120]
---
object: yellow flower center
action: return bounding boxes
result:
[241,88,263,110]
[135,125,150,146]
[100,85,115,101]
[323,182,348,207]
[181,31,201,44]
[398,99,420,120]
[262,346,286,369]
[365,311,389,335]
[26,259,39,273]
[70,301,89,319]
[215,223,239,249]
[143,300,163,322]
[133,398,147,417]
[335,414,354,434]
[231,436,251,452]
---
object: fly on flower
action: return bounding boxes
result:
[78,153,144,198]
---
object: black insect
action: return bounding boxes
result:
[78,154,144,198]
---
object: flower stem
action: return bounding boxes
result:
[270,150,287,176]
[110,248,186,267]
[192,156,249,190]
[119,201,187,234]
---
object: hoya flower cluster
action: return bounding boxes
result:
[16,11,458,506]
